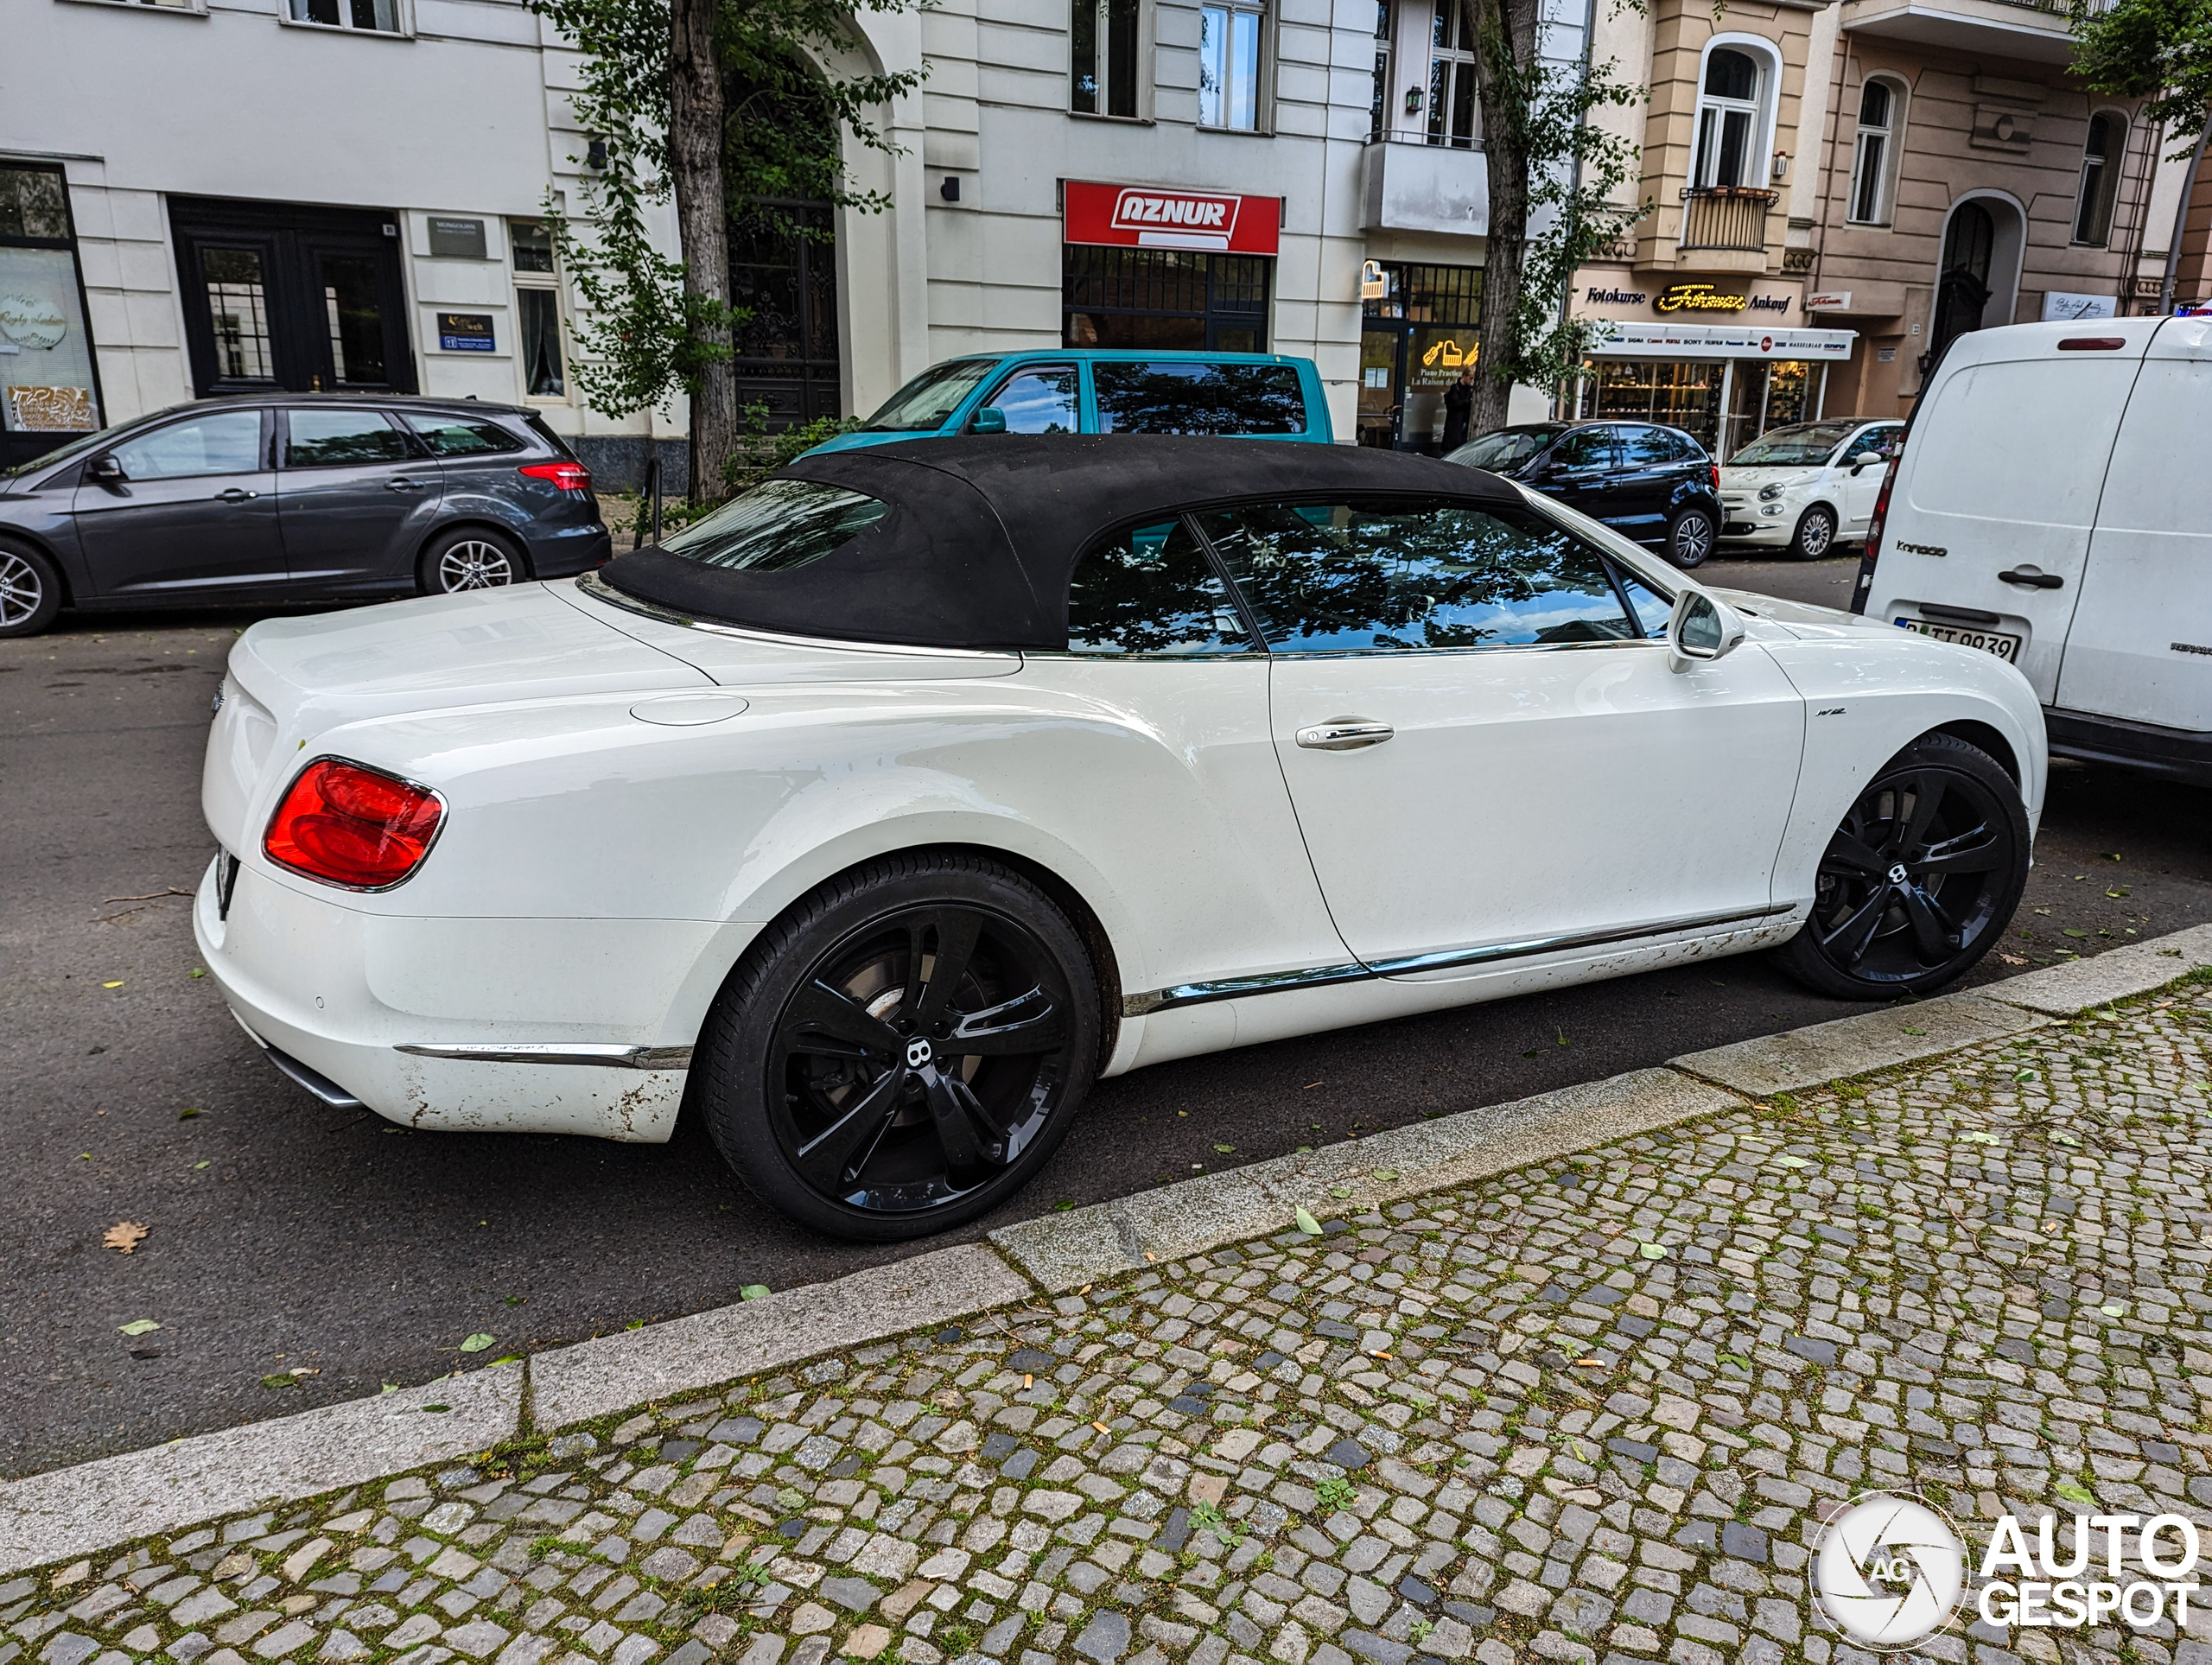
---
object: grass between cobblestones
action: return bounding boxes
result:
[9,985,2212,1665]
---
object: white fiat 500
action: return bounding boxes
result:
[1719,419,1904,559]
[196,437,2043,1239]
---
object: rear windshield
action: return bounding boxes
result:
[1728,421,1859,467]
[860,359,996,432]
[1094,362,1306,435]
[1448,430,1553,470]
[658,477,889,571]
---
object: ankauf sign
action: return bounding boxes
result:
[1064,181,1281,256]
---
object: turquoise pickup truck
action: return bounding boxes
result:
[801,350,1334,455]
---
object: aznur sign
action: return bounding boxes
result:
[1064,180,1281,255]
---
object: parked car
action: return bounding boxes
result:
[1444,421,1722,568]
[197,435,2041,1240]
[1859,315,2212,785]
[800,351,1333,455]
[0,394,609,639]
[1718,419,1904,560]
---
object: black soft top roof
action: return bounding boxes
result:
[597,434,1519,651]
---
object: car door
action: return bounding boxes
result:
[70,407,287,599]
[275,406,443,592]
[1838,423,1901,537]
[1532,426,1620,526]
[1606,425,1686,544]
[2055,320,2212,728]
[1199,496,1805,970]
[975,364,1080,434]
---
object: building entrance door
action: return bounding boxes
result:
[1356,263,1481,452]
[170,199,415,397]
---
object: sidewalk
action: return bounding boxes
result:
[6,937,2212,1665]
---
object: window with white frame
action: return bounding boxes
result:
[1370,0,1391,143]
[1072,0,1144,118]
[2073,111,2124,245]
[509,219,566,400]
[1427,0,1478,149]
[1692,47,1768,187]
[1847,77,1903,225]
[1198,0,1267,130]
[285,0,403,31]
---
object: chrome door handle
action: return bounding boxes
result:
[1295,719,1395,752]
[385,477,424,492]
[1998,568,2063,589]
[213,488,258,503]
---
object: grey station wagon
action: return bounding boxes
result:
[0,393,610,638]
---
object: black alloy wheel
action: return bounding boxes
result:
[1776,733,2029,1000]
[1667,509,1715,569]
[1789,504,1838,561]
[697,854,1099,1239]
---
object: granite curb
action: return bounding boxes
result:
[7,923,2209,1578]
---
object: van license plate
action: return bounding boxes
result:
[1897,616,2021,661]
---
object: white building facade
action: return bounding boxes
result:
[3,0,1573,481]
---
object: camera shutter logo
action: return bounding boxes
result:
[1814,1493,1967,1649]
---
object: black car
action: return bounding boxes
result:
[0,394,611,638]
[1445,421,1722,569]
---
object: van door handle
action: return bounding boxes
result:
[1296,719,1395,752]
[213,487,258,503]
[1998,568,2064,589]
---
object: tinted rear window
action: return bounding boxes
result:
[524,413,578,459]
[1094,362,1306,436]
[406,413,527,456]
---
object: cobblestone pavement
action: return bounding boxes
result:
[10,985,2212,1665]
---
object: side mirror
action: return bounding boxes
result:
[88,454,124,482]
[1668,588,1746,673]
[1848,451,1880,473]
[969,407,1007,435]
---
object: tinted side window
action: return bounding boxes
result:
[285,410,412,467]
[1067,518,1252,656]
[1862,425,1904,460]
[1618,427,1677,468]
[1619,570,1673,639]
[1197,499,1639,652]
[985,366,1079,434]
[1094,362,1306,435]
[1553,428,1616,469]
[110,411,263,480]
[404,413,527,456]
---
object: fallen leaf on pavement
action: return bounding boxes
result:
[103,1222,149,1255]
[1775,1155,1809,1169]
[1213,1143,1235,1154]
[262,1374,297,1389]
[741,1284,771,1300]
[117,1319,160,1336]
[1371,1168,1399,1182]
[1294,1206,1323,1236]
[458,1333,494,1352]
[1330,1185,1355,1199]
[101,981,124,989]
[1638,1242,1669,1260]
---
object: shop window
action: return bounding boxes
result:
[2073,112,2124,246]
[1072,0,1144,119]
[1847,78,1904,226]
[285,0,404,30]
[1357,260,1482,449]
[1692,45,1770,188]
[0,163,104,461]
[1427,1,1479,149]
[1063,248,1270,352]
[1199,0,1268,130]
[509,219,566,399]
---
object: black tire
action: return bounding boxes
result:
[695,852,1102,1240]
[1788,504,1838,562]
[0,540,63,638]
[1666,509,1715,569]
[418,526,528,594]
[1775,733,2030,1001]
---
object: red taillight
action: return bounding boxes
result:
[1864,457,1898,569]
[264,759,443,890]
[1710,463,1721,492]
[519,460,592,492]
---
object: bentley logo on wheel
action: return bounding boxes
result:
[1814,1492,1967,1649]
[905,1037,934,1071]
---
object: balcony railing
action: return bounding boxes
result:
[1678,186,1778,253]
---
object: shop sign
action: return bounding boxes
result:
[428,217,488,259]
[1360,259,1387,301]
[1805,290,1853,311]
[1585,286,1648,306]
[0,290,67,351]
[1588,320,1854,361]
[438,312,497,352]
[1064,180,1281,255]
[1656,283,1748,315]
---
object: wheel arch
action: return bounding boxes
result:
[1928,718,2020,785]
[416,518,534,582]
[0,528,78,608]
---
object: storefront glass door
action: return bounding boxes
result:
[1357,262,1481,451]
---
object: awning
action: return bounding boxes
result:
[1586,321,1857,361]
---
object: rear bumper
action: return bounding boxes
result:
[2045,706,2212,787]
[529,520,612,579]
[193,854,753,1141]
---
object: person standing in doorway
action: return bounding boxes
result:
[1440,363,1476,453]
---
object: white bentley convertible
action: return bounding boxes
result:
[196,436,2043,1238]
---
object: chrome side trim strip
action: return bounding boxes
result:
[395,1042,695,1071]
[1121,905,1796,1018]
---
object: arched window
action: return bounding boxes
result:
[1848,78,1904,226]
[1694,47,1767,188]
[2073,112,2124,245]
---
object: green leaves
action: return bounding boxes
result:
[117,1319,160,1337]
[741,1285,771,1300]
[1294,1206,1324,1236]
[1637,1242,1669,1261]
[2055,1480,2095,1504]
[459,1333,495,1353]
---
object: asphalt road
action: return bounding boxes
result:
[5,554,2203,1478]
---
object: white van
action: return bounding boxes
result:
[1859,315,2212,784]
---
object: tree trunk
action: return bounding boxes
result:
[1468,0,1546,438]
[668,0,736,504]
